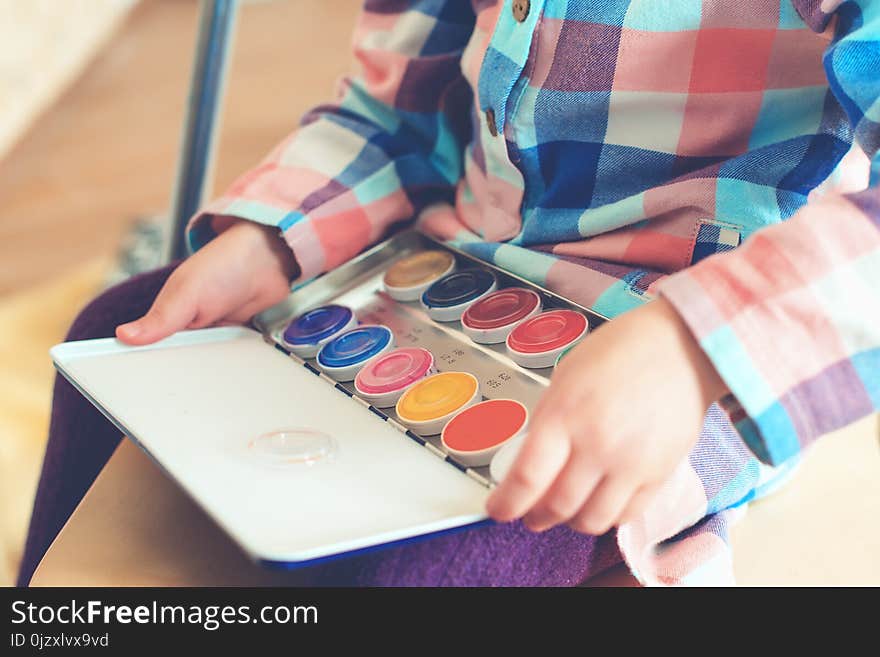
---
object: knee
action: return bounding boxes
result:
[65,263,180,342]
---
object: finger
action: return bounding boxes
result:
[187,302,235,329]
[211,319,247,328]
[220,298,267,326]
[116,276,199,345]
[485,412,570,522]
[522,451,601,533]
[568,475,636,536]
[617,484,661,525]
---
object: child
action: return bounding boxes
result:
[20,0,880,586]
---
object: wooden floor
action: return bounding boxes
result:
[0,0,358,585]
[0,0,357,295]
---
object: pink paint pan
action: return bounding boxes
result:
[354,347,436,407]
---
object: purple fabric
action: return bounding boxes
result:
[779,358,876,446]
[791,0,834,32]
[544,21,622,92]
[17,265,622,587]
[848,186,880,227]
[17,263,179,587]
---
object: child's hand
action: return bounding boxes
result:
[116,220,298,345]
[486,297,729,535]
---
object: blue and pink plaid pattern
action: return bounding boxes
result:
[190,0,880,584]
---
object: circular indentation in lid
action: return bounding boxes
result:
[507,310,588,354]
[383,251,455,289]
[441,399,527,452]
[422,270,496,308]
[355,347,434,395]
[248,429,338,467]
[317,325,393,369]
[396,372,479,422]
[462,288,541,330]
[283,305,353,345]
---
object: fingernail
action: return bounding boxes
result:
[121,323,141,337]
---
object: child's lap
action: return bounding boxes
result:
[66,262,181,343]
[64,265,622,586]
[277,522,620,586]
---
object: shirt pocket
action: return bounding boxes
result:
[690,220,743,266]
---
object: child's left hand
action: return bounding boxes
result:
[486,297,729,535]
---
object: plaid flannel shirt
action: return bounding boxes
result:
[190,0,880,583]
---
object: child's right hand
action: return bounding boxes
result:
[116,220,298,345]
[486,297,728,535]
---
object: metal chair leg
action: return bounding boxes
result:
[165,0,239,262]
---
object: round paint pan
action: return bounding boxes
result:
[354,347,436,407]
[554,344,577,368]
[461,287,542,344]
[281,304,356,358]
[489,431,528,484]
[395,371,480,435]
[506,309,589,369]
[383,250,456,302]
[441,399,528,467]
[316,325,395,381]
[420,269,497,322]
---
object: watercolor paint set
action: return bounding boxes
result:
[50,230,606,566]
[255,230,604,483]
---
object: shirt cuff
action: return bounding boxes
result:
[658,271,799,466]
[187,196,319,284]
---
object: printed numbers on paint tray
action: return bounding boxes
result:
[484,371,513,391]
[438,351,458,367]
[486,371,513,390]
[399,328,422,344]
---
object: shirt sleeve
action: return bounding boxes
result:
[658,0,880,466]
[187,0,474,282]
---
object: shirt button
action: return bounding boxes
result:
[512,0,530,22]
[485,108,498,137]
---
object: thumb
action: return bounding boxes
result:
[116,282,198,345]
